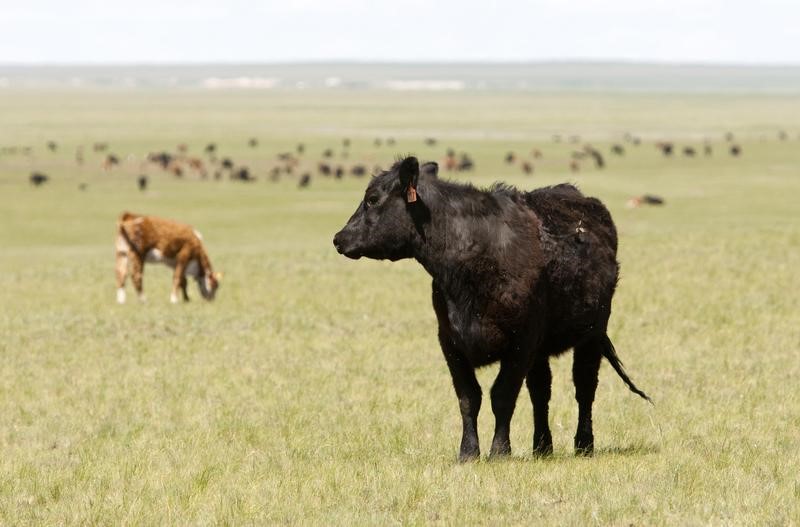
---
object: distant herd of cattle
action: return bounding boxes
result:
[4,128,794,192]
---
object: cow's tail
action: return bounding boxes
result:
[600,334,652,404]
[118,211,138,226]
[117,212,143,259]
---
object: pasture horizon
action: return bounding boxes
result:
[2,62,800,93]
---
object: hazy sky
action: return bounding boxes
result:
[1,0,797,64]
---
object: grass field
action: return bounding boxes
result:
[1,88,799,525]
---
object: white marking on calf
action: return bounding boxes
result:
[145,248,163,262]
[170,292,179,304]
[116,288,126,304]
[145,248,176,268]
[193,229,203,240]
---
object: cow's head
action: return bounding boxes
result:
[333,156,435,261]
[198,271,222,300]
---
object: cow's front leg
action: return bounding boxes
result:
[179,275,190,302]
[433,284,481,462]
[441,340,482,462]
[171,253,189,304]
[489,358,527,457]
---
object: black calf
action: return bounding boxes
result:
[334,157,650,461]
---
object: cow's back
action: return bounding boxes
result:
[119,213,199,258]
[524,184,617,254]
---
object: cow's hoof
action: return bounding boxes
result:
[458,450,480,463]
[489,440,511,458]
[574,435,594,456]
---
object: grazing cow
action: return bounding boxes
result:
[374,138,383,147]
[30,172,49,186]
[248,138,258,148]
[318,163,332,176]
[220,158,234,170]
[586,148,605,169]
[683,146,696,157]
[531,148,542,159]
[335,166,345,179]
[569,160,580,172]
[297,143,305,154]
[730,145,742,157]
[269,167,282,181]
[611,144,625,155]
[656,142,674,157]
[351,164,368,177]
[232,167,254,182]
[323,149,334,158]
[333,157,650,461]
[504,152,516,164]
[148,151,173,170]
[93,142,109,153]
[725,132,734,142]
[47,141,58,152]
[626,194,665,208]
[424,137,437,147]
[204,143,217,155]
[457,153,474,172]
[103,154,120,171]
[115,212,221,304]
[138,175,148,191]
[444,151,457,172]
[704,143,713,156]
[778,130,788,141]
[521,162,533,175]
[75,146,84,165]
[343,138,351,148]
[387,137,396,146]
[298,173,311,188]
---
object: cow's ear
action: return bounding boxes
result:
[398,156,420,203]
[420,161,439,179]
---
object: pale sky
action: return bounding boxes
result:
[0,0,797,64]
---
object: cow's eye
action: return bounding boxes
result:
[365,195,379,208]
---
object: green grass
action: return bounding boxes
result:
[1,89,799,525]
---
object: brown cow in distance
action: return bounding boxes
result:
[115,212,222,304]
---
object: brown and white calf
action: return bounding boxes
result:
[115,212,221,303]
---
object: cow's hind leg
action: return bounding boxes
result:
[526,357,553,455]
[115,245,129,304]
[130,255,146,302]
[573,337,603,455]
[489,359,527,457]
